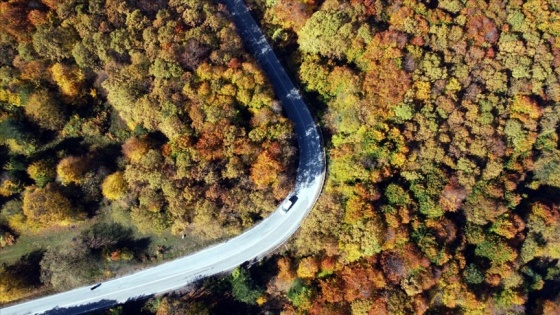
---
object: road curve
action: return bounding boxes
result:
[1,0,325,314]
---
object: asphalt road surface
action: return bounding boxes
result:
[1,0,325,314]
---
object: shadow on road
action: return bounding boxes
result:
[218,0,325,193]
[2,2,325,314]
[41,295,153,315]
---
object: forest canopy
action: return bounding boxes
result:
[0,0,296,304]
[1,0,560,313]
[141,0,560,314]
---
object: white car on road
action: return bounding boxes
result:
[281,196,298,213]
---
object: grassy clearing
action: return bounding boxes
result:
[1,205,213,275]
[0,223,87,265]
[0,213,214,269]
[0,202,231,308]
[102,204,211,265]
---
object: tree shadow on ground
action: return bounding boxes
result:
[41,295,153,315]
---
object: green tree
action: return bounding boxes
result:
[533,150,560,188]
[130,206,171,235]
[27,159,56,187]
[32,25,78,61]
[521,202,560,263]
[385,183,410,206]
[463,263,485,285]
[0,118,38,155]
[230,267,263,305]
[71,41,99,69]
[110,28,133,55]
[475,235,517,265]
[149,58,183,79]
[298,7,368,61]
[287,279,312,308]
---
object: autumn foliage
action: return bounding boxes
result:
[1,0,560,312]
[101,172,127,201]
[0,0,296,305]
[206,0,560,313]
[22,184,76,228]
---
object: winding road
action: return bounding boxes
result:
[1,0,325,314]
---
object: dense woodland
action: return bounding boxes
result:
[1,0,560,313]
[0,0,296,303]
[132,0,559,314]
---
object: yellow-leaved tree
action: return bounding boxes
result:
[24,89,66,131]
[297,256,319,279]
[50,62,84,98]
[101,171,128,201]
[22,183,76,228]
[250,151,282,189]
